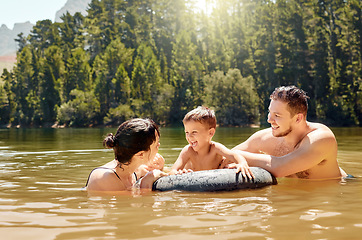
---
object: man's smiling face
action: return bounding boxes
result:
[267,99,297,137]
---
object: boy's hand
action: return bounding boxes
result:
[136,153,166,179]
[149,153,165,170]
[228,156,254,179]
[219,157,234,169]
[140,170,168,189]
[135,164,150,178]
[145,169,168,179]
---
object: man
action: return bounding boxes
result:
[232,85,347,179]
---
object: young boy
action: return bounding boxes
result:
[170,106,253,179]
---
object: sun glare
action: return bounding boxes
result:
[194,0,206,10]
[192,0,214,15]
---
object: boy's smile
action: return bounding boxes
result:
[183,120,214,152]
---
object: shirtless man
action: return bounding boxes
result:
[231,86,347,179]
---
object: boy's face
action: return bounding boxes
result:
[183,120,215,151]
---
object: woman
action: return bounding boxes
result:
[85,118,167,191]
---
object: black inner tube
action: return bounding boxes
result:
[152,167,277,192]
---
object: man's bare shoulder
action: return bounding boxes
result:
[250,128,275,141]
[306,122,336,140]
[233,128,274,152]
[308,121,333,131]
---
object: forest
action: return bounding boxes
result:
[0,0,361,127]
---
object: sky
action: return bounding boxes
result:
[0,0,68,29]
[0,0,211,30]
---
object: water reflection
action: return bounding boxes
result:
[81,190,276,239]
[0,128,361,239]
[144,192,275,238]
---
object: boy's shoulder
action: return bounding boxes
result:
[209,141,226,149]
[180,144,195,156]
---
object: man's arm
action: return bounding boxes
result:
[236,129,337,177]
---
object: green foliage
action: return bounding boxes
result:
[2,0,361,127]
[170,30,204,123]
[204,69,259,126]
[63,47,92,100]
[57,89,100,127]
[104,104,134,126]
[0,84,10,125]
[93,37,134,118]
[39,46,63,123]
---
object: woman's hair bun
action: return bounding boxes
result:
[103,133,116,148]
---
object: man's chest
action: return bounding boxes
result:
[259,139,295,157]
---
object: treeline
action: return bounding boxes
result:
[0,0,361,127]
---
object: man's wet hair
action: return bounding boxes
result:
[270,86,309,117]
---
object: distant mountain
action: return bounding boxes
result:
[55,0,91,22]
[0,22,33,56]
[0,0,91,57]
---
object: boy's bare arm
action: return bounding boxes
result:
[170,146,191,174]
[212,142,254,179]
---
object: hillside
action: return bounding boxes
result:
[55,0,91,22]
[0,0,91,64]
[0,22,33,56]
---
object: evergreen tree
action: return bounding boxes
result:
[1,0,360,127]
[0,70,13,125]
[170,30,204,123]
[204,69,259,126]
[12,46,34,125]
[93,38,134,120]
[39,46,63,124]
[63,48,92,102]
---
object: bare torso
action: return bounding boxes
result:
[184,144,224,171]
[235,122,345,179]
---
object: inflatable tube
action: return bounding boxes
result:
[152,167,277,192]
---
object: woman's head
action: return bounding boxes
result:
[103,118,160,165]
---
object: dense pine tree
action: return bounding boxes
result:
[0,0,360,127]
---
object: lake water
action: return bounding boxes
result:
[0,127,361,239]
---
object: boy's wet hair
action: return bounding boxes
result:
[183,106,216,129]
[270,85,309,117]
